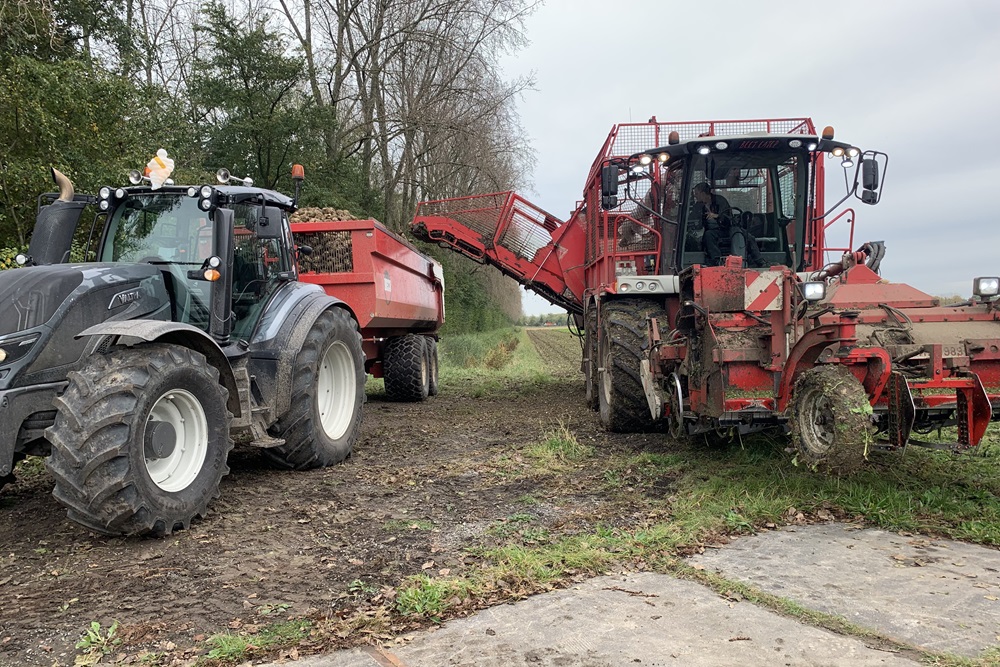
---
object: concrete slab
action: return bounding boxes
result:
[690,523,1000,657]
[281,573,916,667]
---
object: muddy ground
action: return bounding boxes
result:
[0,329,678,666]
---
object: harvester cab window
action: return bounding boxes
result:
[100,194,212,328]
[680,151,805,269]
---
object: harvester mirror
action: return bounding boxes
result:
[861,190,878,205]
[862,159,879,190]
[255,206,284,239]
[601,195,618,209]
[600,164,620,198]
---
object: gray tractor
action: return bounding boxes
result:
[0,167,365,536]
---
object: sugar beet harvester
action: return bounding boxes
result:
[412,117,1000,472]
[0,163,442,536]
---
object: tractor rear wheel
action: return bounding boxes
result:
[790,365,873,474]
[598,299,662,433]
[46,344,232,536]
[584,307,599,411]
[384,334,429,402]
[266,308,365,469]
[426,337,440,397]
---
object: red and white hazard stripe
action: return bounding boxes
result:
[744,270,784,311]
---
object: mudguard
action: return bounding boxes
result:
[251,282,355,421]
[75,320,242,418]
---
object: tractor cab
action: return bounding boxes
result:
[606,126,887,276]
[92,172,300,344]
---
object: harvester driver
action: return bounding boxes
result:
[693,182,764,267]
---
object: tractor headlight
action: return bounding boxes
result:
[800,281,826,302]
[98,186,111,200]
[198,198,213,211]
[199,185,214,199]
[115,188,126,199]
[98,200,110,211]
[973,277,1000,297]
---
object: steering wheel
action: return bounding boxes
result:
[725,207,744,227]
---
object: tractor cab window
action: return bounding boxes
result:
[100,194,212,328]
[679,151,805,269]
[230,203,292,339]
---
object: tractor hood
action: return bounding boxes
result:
[0,264,85,337]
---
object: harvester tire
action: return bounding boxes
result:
[584,307,599,411]
[790,365,873,475]
[266,308,365,469]
[598,299,663,433]
[384,334,429,402]
[45,344,232,536]
[426,337,440,397]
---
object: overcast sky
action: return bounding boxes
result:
[500,0,1000,316]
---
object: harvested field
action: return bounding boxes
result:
[1,328,998,666]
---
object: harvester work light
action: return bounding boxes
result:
[788,139,802,148]
[638,154,653,166]
[697,145,711,155]
[832,146,845,157]
[973,277,1000,297]
[715,141,728,150]
[800,281,826,302]
[842,155,855,169]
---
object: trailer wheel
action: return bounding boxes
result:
[598,299,663,433]
[266,308,365,469]
[384,334,429,402]
[790,365,873,474]
[426,338,440,397]
[584,307,599,411]
[45,345,232,536]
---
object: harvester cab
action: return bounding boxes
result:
[412,117,999,473]
[0,161,366,535]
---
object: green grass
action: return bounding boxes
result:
[524,423,593,468]
[201,619,311,664]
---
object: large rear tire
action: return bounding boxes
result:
[46,345,232,536]
[384,334,429,402]
[266,308,365,469]
[598,299,662,433]
[790,365,873,474]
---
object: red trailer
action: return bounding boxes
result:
[292,219,444,401]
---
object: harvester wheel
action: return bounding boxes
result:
[46,344,232,536]
[598,299,663,433]
[790,365,873,474]
[266,308,365,469]
[426,337,440,397]
[584,308,599,411]
[384,334,430,402]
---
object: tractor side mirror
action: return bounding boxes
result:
[600,164,619,198]
[862,159,879,190]
[256,205,284,239]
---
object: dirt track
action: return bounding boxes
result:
[0,328,672,666]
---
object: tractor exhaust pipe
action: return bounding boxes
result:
[25,168,87,265]
[52,167,74,202]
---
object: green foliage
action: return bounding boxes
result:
[525,423,593,467]
[189,3,307,191]
[203,619,311,662]
[395,575,467,619]
[75,620,121,655]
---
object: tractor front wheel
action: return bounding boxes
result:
[266,308,365,469]
[598,299,662,433]
[790,365,873,474]
[46,345,232,536]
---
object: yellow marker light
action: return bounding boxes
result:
[822,126,835,140]
[204,269,221,281]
